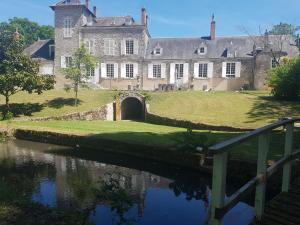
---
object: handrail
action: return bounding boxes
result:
[210,118,300,225]
[209,118,300,154]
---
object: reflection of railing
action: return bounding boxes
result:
[209,118,300,225]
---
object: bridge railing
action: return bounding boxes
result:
[209,118,300,225]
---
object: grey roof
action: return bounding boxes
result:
[54,0,81,6]
[145,35,299,60]
[94,16,138,27]
[24,39,54,61]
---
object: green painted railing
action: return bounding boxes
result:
[209,118,300,225]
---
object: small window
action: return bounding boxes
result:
[65,57,72,68]
[196,47,206,55]
[126,64,134,78]
[125,40,134,55]
[154,47,161,55]
[153,65,162,78]
[63,18,72,38]
[226,62,236,77]
[106,64,115,78]
[175,64,184,79]
[199,63,208,78]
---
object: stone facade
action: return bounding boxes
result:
[32,0,299,91]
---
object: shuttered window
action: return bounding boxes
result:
[226,63,236,77]
[153,65,162,78]
[65,57,72,68]
[199,63,208,78]
[106,64,115,78]
[126,64,134,78]
[175,64,184,79]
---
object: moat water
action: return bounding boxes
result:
[0,140,254,225]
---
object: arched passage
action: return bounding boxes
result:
[121,97,145,121]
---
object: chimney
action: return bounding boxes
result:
[141,8,148,27]
[93,6,97,16]
[85,0,90,9]
[210,14,216,40]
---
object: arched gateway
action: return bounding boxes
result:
[115,92,146,121]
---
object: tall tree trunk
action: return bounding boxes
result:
[5,94,10,111]
[74,84,78,107]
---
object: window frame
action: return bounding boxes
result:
[198,63,208,78]
[63,17,72,38]
[125,40,134,55]
[153,64,162,78]
[175,64,184,79]
[65,56,72,68]
[125,64,134,78]
[104,39,115,55]
[226,62,236,78]
[106,64,115,78]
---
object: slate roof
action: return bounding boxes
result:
[145,35,299,60]
[24,39,54,61]
[54,0,81,6]
[94,16,138,27]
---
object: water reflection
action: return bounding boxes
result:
[0,140,254,225]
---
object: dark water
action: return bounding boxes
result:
[0,140,254,225]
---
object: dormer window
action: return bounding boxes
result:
[125,18,132,26]
[153,47,162,55]
[196,46,207,55]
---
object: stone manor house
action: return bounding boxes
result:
[25,0,299,91]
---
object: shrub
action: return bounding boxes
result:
[268,57,300,100]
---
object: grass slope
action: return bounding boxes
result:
[0,89,114,118]
[149,91,300,129]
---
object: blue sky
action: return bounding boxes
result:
[1,0,300,37]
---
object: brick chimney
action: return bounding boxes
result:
[141,8,148,27]
[210,14,216,40]
[85,0,90,9]
[93,6,97,16]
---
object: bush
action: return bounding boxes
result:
[268,57,300,100]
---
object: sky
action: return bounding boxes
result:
[0,0,300,38]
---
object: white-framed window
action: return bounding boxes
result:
[125,40,134,55]
[153,64,162,78]
[126,64,134,78]
[196,46,207,55]
[65,57,72,68]
[106,64,115,78]
[199,63,208,78]
[63,18,72,38]
[226,62,236,77]
[104,39,115,55]
[84,40,94,55]
[49,45,55,58]
[88,67,95,77]
[154,47,162,55]
[175,64,184,79]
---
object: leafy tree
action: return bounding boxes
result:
[61,44,97,107]
[0,17,54,47]
[268,57,300,100]
[0,30,55,114]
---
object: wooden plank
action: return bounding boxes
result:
[255,132,270,219]
[209,119,300,153]
[282,124,294,192]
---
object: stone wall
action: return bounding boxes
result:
[27,103,114,122]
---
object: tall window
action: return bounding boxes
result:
[106,64,115,78]
[125,40,134,55]
[153,65,162,78]
[65,57,72,68]
[88,67,95,77]
[126,64,134,78]
[85,40,94,55]
[63,18,72,38]
[226,62,236,77]
[199,63,208,78]
[104,39,115,55]
[175,64,184,79]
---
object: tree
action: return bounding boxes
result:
[61,44,97,107]
[0,17,54,47]
[0,30,55,114]
[268,57,300,100]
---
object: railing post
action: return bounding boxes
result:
[282,123,294,192]
[211,152,228,225]
[255,132,270,220]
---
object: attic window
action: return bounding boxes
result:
[196,46,207,55]
[154,47,162,55]
[125,18,132,26]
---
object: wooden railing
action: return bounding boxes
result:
[209,118,300,225]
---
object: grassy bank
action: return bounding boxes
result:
[2,120,299,161]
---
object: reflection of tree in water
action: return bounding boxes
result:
[169,177,210,207]
[96,172,138,225]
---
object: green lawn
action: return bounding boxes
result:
[3,120,299,161]
[149,91,300,129]
[0,89,114,118]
